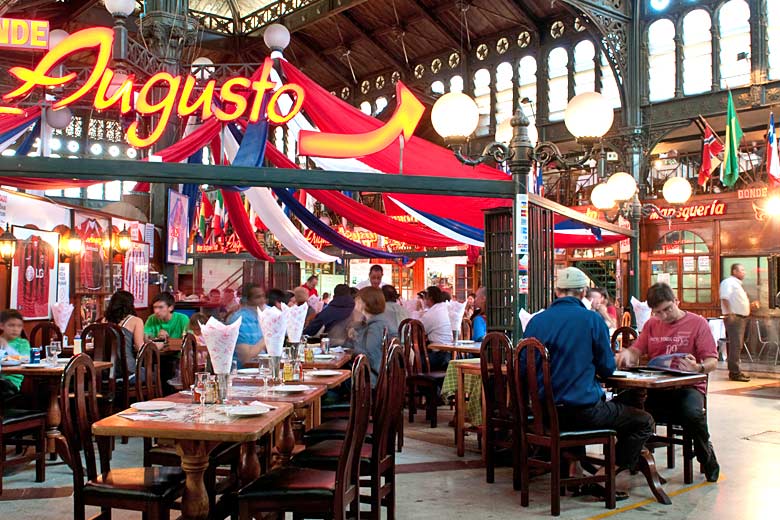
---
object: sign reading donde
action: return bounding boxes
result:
[0,25,305,148]
[0,18,50,50]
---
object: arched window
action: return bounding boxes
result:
[359,101,372,115]
[600,52,621,108]
[431,80,445,95]
[719,0,751,88]
[517,55,537,110]
[682,9,712,95]
[652,230,712,304]
[375,96,388,115]
[450,75,464,93]
[768,0,780,80]
[473,68,492,137]
[648,19,676,101]
[547,47,568,121]
[574,40,596,95]
[494,62,514,127]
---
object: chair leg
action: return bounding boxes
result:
[667,439,675,469]
[520,441,530,507]
[396,414,404,452]
[551,448,561,516]
[387,464,396,520]
[36,423,46,483]
[605,439,616,510]
[683,434,694,484]
[407,383,416,423]
[485,422,495,484]
[370,468,382,519]
[0,432,5,495]
[512,430,522,491]
[427,386,438,428]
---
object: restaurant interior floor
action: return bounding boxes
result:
[1,369,778,519]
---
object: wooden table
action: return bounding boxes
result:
[303,351,353,370]
[448,358,485,458]
[93,396,294,520]
[233,369,350,390]
[227,383,328,430]
[429,342,481,357]
[3,360,112,460]
[605,370,707,505]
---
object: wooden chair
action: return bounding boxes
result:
[480,332,520,488]
[400,319,445,428]
[28,321,63,349]
[179,333,199,390]
[294,344,406,519]
[60,354,184,520]
[610,326,638,353]
[620,311,632,328]
[755,319,780,365]
[237,355,372,520]
[515,338,617,516]
[81,323,131,413]
[0,405,46,495]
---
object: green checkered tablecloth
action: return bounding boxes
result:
[440,359,484,427]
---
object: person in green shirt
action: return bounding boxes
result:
[0,309,31,399]
[144,292,189,340]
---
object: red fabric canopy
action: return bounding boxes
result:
[264,144,460,247]
[280,61,511,228]
[220,188,274,262]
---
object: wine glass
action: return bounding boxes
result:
[50,340,62,363]
[257,356,271,396]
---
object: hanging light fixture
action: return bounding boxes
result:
[117,225,132,253]
[264,24,291,57]
[431,92,480,144]
[0,224,16,265]
[563,91,614,144]
[67,234,83,256]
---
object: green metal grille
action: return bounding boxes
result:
[484,208,514,336]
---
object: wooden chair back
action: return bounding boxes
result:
[59,354,111,501]
[399,319,430,376]
[135,342,163,402]
[179,333,199,389]
[29,321,63,349]
[81,323,128,408]
[610,326,638,353]
[374,344,406,460]
[460,318,473,342]
[334,354,372,515]
[514,338,559,438]
[620,311,632,328]
[480,332,515,422]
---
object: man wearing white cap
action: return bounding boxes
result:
[523,267,654,497]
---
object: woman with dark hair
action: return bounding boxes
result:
[421,285,453,370]
[348,287,390,387]
[104,290,145,377]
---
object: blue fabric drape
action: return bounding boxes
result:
[408,205,485,242]
[15,120,40,156]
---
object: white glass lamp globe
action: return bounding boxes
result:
[564,91,614,141]
[432,92,479,141]
[191,57,215,81]
[662,176,692,205]
[104,0,135,16]
[606,172,637,202]
[495,118,538,146]
[264,24,291,51]
[48,29,69,48]
[591,183,616,210]
[45,106,72,130]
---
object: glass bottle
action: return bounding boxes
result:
[282,347,293,382]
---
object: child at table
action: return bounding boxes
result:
[0,309,31,400]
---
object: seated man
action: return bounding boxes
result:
[524,267,654,488]
[144,292,190,340]
[0,310,30,400]
[303,283,355,346]
[616,283,720,482]
[227,284,267,368]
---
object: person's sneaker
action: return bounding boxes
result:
[704,458,720,482]
[729,372,751,382]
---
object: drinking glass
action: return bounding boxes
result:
[257,356,272,395]
[452,329,460,345]
[50,340,62,362]
[45,344,58,366]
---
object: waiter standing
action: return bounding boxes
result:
[719,263,755,382]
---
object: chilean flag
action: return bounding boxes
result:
[767,113,780,188]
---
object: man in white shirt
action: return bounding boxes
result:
[719,263,753,382]
[421,285,453,370]
[356,264,384,289]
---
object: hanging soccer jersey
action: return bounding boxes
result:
[78,218,105,290]
[14,235,54,318]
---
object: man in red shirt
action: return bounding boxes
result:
[301,275,318,297]
[616,283,719,482]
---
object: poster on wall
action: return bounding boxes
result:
[74,212,110,292]
[167,189,189,265]
[123,242,149,308]
[10,227,59,320]
[57,263,69,303]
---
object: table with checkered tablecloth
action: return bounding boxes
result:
[440,358,483,427]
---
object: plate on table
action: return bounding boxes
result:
[224,405,271,417]
[21,363,48,368]
[611,370,632,378]
[638,368,665,374]
[57,357,72,364]
[306,369,341,377]
[1,359,21,366]
[313,354,336,360]
[456,340,476,345]
[132,401,177,412]
[237,368,259,375]
[272,385,314,393]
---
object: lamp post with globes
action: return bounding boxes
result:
[432,90,618,340]
[590,171,692,299]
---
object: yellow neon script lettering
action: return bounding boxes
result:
[94,69,135,113]
[127,72,181,148]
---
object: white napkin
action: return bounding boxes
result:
[308,295,323,313]
[631,297,651,332]
[258,306,288,356]
[286,303,308,343]
[200,316,241,374]
[448,300,467,332]
[51,302,74,333]
[248,400,277,410]
[520,308,545,330]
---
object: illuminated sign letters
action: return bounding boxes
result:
[0,18,49,50]
[647,200,726,221]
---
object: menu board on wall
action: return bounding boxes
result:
[10,227,59,320]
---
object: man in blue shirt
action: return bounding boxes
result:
[523,267,653,478]
[228,284,266,368]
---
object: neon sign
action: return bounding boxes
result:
[0,18,49,50]
[647,200,726,221]
[0,27,305,148]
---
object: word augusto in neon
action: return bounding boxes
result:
[0,18,49,50]
[0,27,304,148]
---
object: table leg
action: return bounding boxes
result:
[176,439,220,520]
[456,366,465,457]
[276,415,296,464]
[40,378,69,464]
[637,449,672,505]
[239,441,261,486]
[311,398,321,428]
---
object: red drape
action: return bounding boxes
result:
[264,144,460,247]
[220,189,274,262]
[280,61,511,228]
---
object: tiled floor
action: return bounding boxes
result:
[1,369,778,519]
